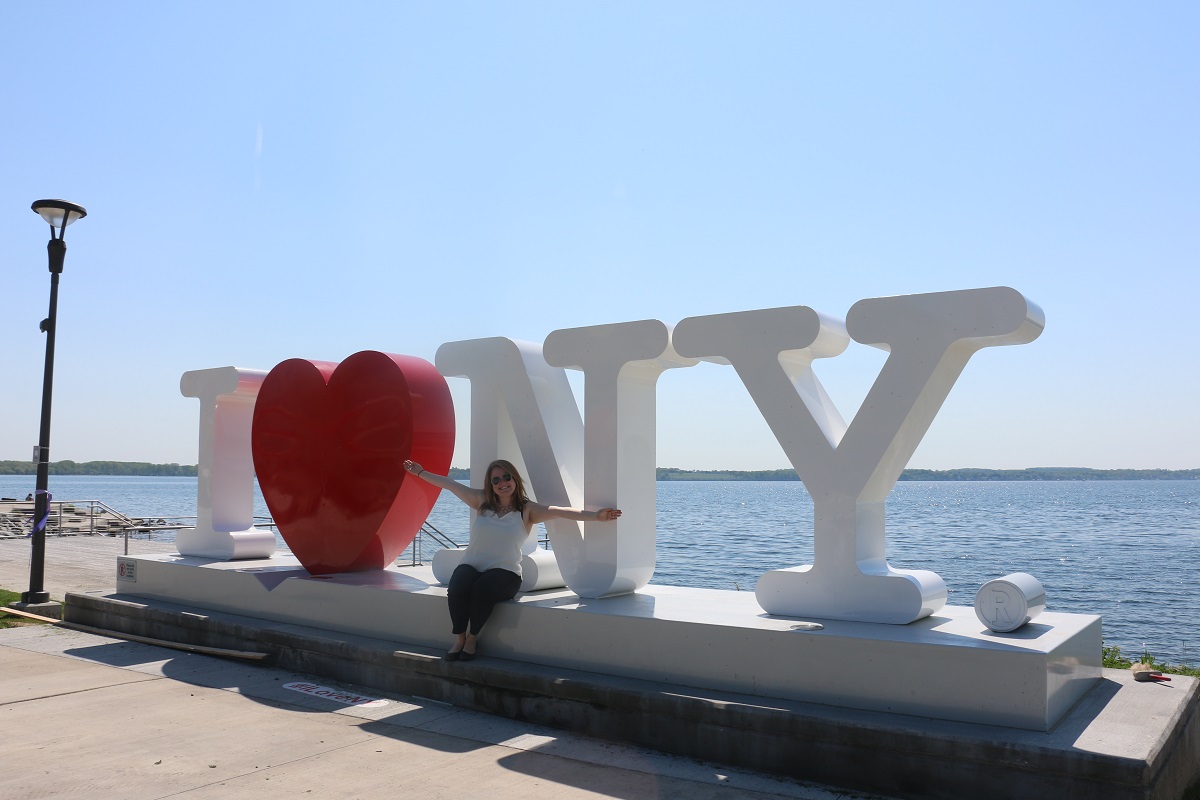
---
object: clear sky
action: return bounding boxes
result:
[1,3,1196,471]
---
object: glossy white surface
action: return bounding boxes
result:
[177,367,277,560]
[431,545,565,592]
[675,288,1044,623]
[437,330,694,599]
[976,572,1047,632]
[543,319,696,597]
[115,554,1100,731]
[436,337,586,551]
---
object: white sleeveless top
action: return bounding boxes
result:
[459,509,528,577]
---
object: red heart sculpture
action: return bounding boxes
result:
[251,351,454,575]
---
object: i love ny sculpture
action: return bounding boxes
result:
[177,286,1043,625]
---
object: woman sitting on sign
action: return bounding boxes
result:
[402,458,621,661]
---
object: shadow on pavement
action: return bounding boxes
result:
[62,638,495,755]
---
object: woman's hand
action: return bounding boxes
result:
[406,462,485,509]
[597,508,622,521]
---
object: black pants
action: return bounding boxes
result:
[447,564,522,635]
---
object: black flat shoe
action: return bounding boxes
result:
[443,651,461,661]
[458,650,476,662]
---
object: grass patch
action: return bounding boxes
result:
[1103,644,1200,678]
[0,589,25,628]
[0,588,55,628]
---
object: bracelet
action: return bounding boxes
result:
[417,468,424,477]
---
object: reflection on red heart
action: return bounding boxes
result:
[251,351,454,575]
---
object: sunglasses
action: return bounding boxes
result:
[490,473,513,486]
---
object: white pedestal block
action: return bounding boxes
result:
[113,552,1101,731]
[431,546,565,592]
[173,528,278,561]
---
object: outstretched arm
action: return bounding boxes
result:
[403,460,485,510]
[526,503,622,525]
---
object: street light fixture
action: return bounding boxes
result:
[21,199,87,608]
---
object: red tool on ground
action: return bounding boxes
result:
[1131,662,1172,682]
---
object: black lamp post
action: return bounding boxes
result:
[21,199,87,606]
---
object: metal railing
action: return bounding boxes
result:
[118,515,279,555]
[0,498,151,538]
[0,497,475,567]
[398,520,461,566]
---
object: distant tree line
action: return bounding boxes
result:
[657,467,1200,481]
[656,468,798,481]
[1,461,1194,481]
[0,460,197,477]
[899,467,1200,481]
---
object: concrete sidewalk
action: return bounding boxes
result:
[0,534,183,598]
[0,621,879,800]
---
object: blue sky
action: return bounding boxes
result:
[1,3,1196,470]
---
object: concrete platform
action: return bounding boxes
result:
[111,552,1101,731]
[5,539,1198,798]
[64,588,1200,800]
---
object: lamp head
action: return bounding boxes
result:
[31,200,87,239]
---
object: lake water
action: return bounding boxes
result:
[3,475,1197,666]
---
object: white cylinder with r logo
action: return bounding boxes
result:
[975,572,1046,632]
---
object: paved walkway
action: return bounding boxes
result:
[3,625,879,800]
[0,534,179,600]
[1,537,888,800]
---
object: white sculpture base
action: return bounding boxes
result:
[113,552,1101,731]
[174,527,277,560]
[431,546,565,592]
